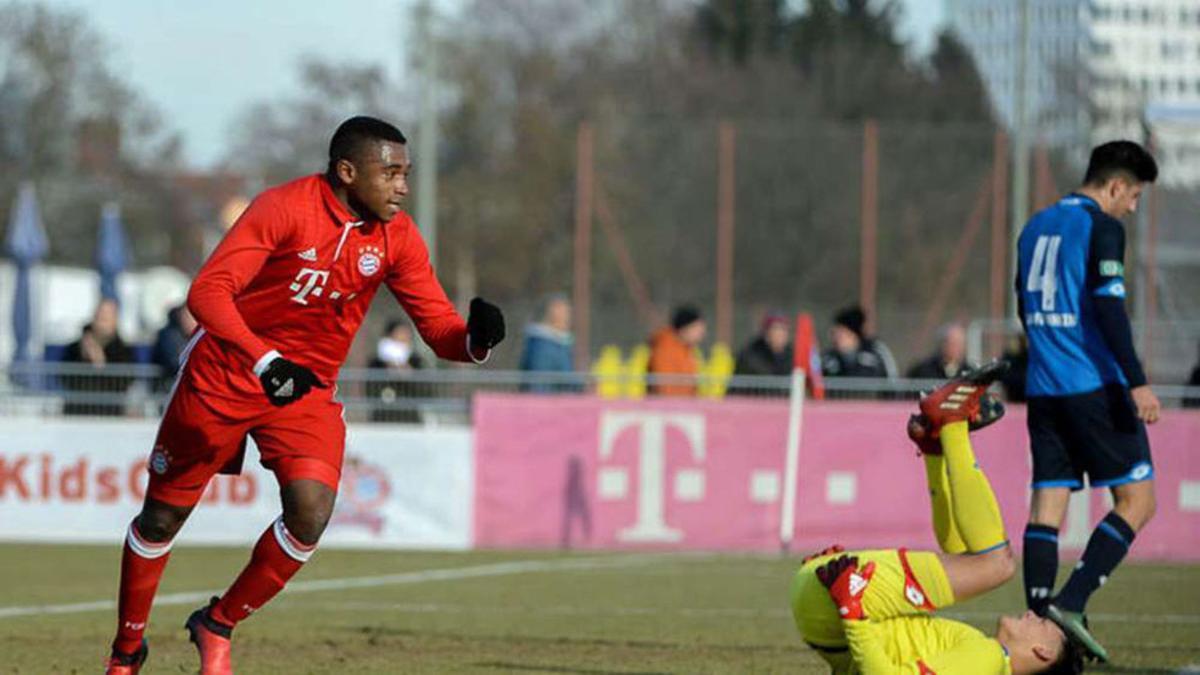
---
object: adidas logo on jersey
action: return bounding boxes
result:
[298,247,318,262]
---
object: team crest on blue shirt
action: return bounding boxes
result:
[357,245,382,277]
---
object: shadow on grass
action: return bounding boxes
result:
[472,662,670,675]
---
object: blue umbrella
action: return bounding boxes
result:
[96,201,129,301]
[6,182,48,368]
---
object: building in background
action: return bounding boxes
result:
[948,0,1200,186]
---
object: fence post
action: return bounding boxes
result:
[574,123,594,370]
[860,119,879,332]
[989,131,1009,356]
[717,121,736,348]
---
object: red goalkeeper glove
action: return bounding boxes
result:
[816,555,876,621]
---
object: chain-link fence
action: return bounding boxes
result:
[4,364,1198,427]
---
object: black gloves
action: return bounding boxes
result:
[467,297,505,353]
[259,357,326,406]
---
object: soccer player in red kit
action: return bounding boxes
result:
[104,116,506,675]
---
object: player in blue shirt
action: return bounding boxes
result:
[1014,140,1160,663]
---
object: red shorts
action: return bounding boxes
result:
[146,368,346,507]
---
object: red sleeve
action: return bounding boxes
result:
[385,221,471,362]
[187,193,288,364]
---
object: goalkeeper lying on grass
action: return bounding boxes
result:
[790,363,1085,674]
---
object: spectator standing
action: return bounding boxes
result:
[153,304,198,384]
[519,295,575,392]
[1184,340,1200,409]
[820,305,896,378]
[1000,334,1029,403]
[648,305,706,396]
[367,320,425,423]
[907,322,970,380]
[63,298,135,416]
[734,312,792,377]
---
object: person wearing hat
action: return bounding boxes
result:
[734,312,793,379]
[821,305,896,379]
[648,305,706,397]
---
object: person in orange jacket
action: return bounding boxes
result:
[648,305,706,396]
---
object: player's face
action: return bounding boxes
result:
[997,611,1065,664]
[351,141,411,222]
[1108,178,1143,219]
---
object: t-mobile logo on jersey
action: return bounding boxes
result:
[596,411,705,543]
[289,268,330,305]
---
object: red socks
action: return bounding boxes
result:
[210,517,315,627]
[112,520,174,655]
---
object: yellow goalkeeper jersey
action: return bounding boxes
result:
[842,614,1012,674]
[791,549,1012,674]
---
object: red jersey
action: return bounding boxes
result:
[185,174,471,403]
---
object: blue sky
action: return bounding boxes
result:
[46,0,946,169]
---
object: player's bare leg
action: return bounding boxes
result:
[1111,479,1155,531]
[187,479,335,675]
[106,498,194,673]
[1028,487,1071,530]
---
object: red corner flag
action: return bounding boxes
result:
[793,313,825,399]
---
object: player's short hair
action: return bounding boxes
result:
[1042,635,1085,675]
[1082,140,1157,186]
[328,116,407,173]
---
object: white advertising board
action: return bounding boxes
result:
[0,419,472,550]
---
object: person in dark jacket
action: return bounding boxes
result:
[1000,334,1029,403]
[152,304,198,386]
[367,320,425,423]
[908,322,970,380]
[735,312,793,377]
[518,295,576,392]
[63,298,135,416]
[820,305,896,379]
[1183,340,1200,409]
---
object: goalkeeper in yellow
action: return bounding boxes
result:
[790,363,1085,674]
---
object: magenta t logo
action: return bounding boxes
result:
[597,411,706,543]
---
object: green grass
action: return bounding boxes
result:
[1,544,1197,674]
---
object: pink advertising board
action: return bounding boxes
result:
[472,394,1200,559]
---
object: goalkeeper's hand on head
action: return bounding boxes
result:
[467,297,505,357]
[259,357,327,407]
[816,554,875,621]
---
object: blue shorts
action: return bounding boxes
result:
[1027,384,1153,490]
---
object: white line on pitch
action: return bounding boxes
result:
[291,601,1200,626]
[0,553,685,621]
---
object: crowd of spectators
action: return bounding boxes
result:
[55,292,1200,413]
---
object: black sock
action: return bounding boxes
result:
[1022,523,1059,614]
[1055,512,1136,613]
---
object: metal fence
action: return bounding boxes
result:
[3,362,1198,426]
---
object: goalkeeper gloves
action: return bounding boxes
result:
[259,357,326,407]
[816,554,876,621]
[467,297,506,354]
[802,544,846,565]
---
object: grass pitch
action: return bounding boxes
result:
[1,544,1198,674]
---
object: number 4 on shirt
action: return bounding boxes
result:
[1026,235,1062,312]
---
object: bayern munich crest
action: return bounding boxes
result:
[150,446,171,475]
[357,245,382,277]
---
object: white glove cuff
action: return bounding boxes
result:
[253,350,283,377]
[466,335,491,365]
